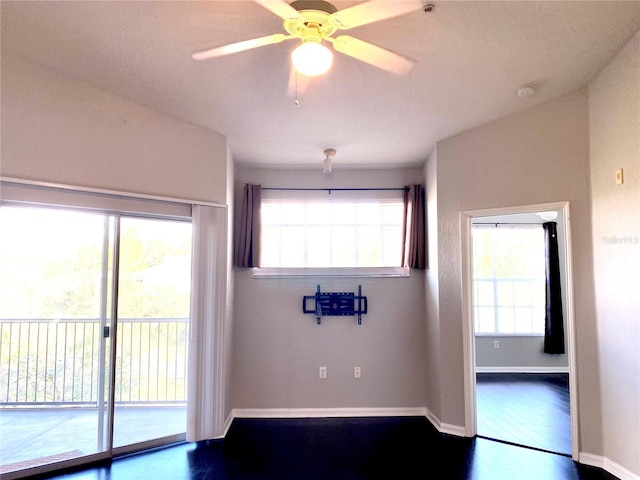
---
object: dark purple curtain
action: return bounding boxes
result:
[543,222,565,354]
[236,184,261,268]
[402,184,426,269]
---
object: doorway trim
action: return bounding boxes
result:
[461,201,579,460]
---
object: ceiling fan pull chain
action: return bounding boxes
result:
[294,70,300,106]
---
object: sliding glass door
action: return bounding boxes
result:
[0,206,116,474]
[113,217,191,450]
[0,205,192,476]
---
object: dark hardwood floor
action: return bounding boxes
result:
[29,416,618,480]
[476,373,571,455]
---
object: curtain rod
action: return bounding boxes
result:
[261,187,408,192]
[473,222,545,226]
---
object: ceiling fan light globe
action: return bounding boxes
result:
[291,42,333,77]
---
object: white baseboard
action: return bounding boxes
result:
[580,452,640,480]
[231,407,428,419]
[229,406,467,439]
[424,407,441,431]
[579,453,604,469]
[424,407,467,437]
[223,411,235,437]
[475,366,570,374]
[440,423,468,437]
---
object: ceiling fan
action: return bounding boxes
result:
[192,0,425,77]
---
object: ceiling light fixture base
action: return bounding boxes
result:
[323,148,337,158]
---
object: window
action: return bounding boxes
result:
[260,189,404,269]
[472,226,545,335]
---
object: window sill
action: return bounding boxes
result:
[252,266,410,278]
[475,333,544,338]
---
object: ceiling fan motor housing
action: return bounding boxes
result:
[284,1,339,40]
[290,1,337,15]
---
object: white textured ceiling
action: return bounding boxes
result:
[2,1,640,168]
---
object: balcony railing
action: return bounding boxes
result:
[0,318,188,406]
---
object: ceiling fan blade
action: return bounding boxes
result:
[331,0,423,29]
[332,35,416,75]
[254,0,301,19]
[192,34,289,60]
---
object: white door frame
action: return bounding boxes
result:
[460,201,579,460]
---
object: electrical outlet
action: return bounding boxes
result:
[494,340,500,349]
[354,367,361,379]
[319,366,327,379]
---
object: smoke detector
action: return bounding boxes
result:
[517,85,536,98]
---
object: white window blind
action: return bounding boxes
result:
[260,189,404,269]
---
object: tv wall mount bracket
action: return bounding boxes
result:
[302,284,368,325]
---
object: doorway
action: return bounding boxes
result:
[461,201,579,460]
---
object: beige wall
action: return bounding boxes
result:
[1,54,227,205]
[423,151,442,422]
[230,166,429,410]
[588,30,640,476]
[432,89,600,451]
[224,148,236,422]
